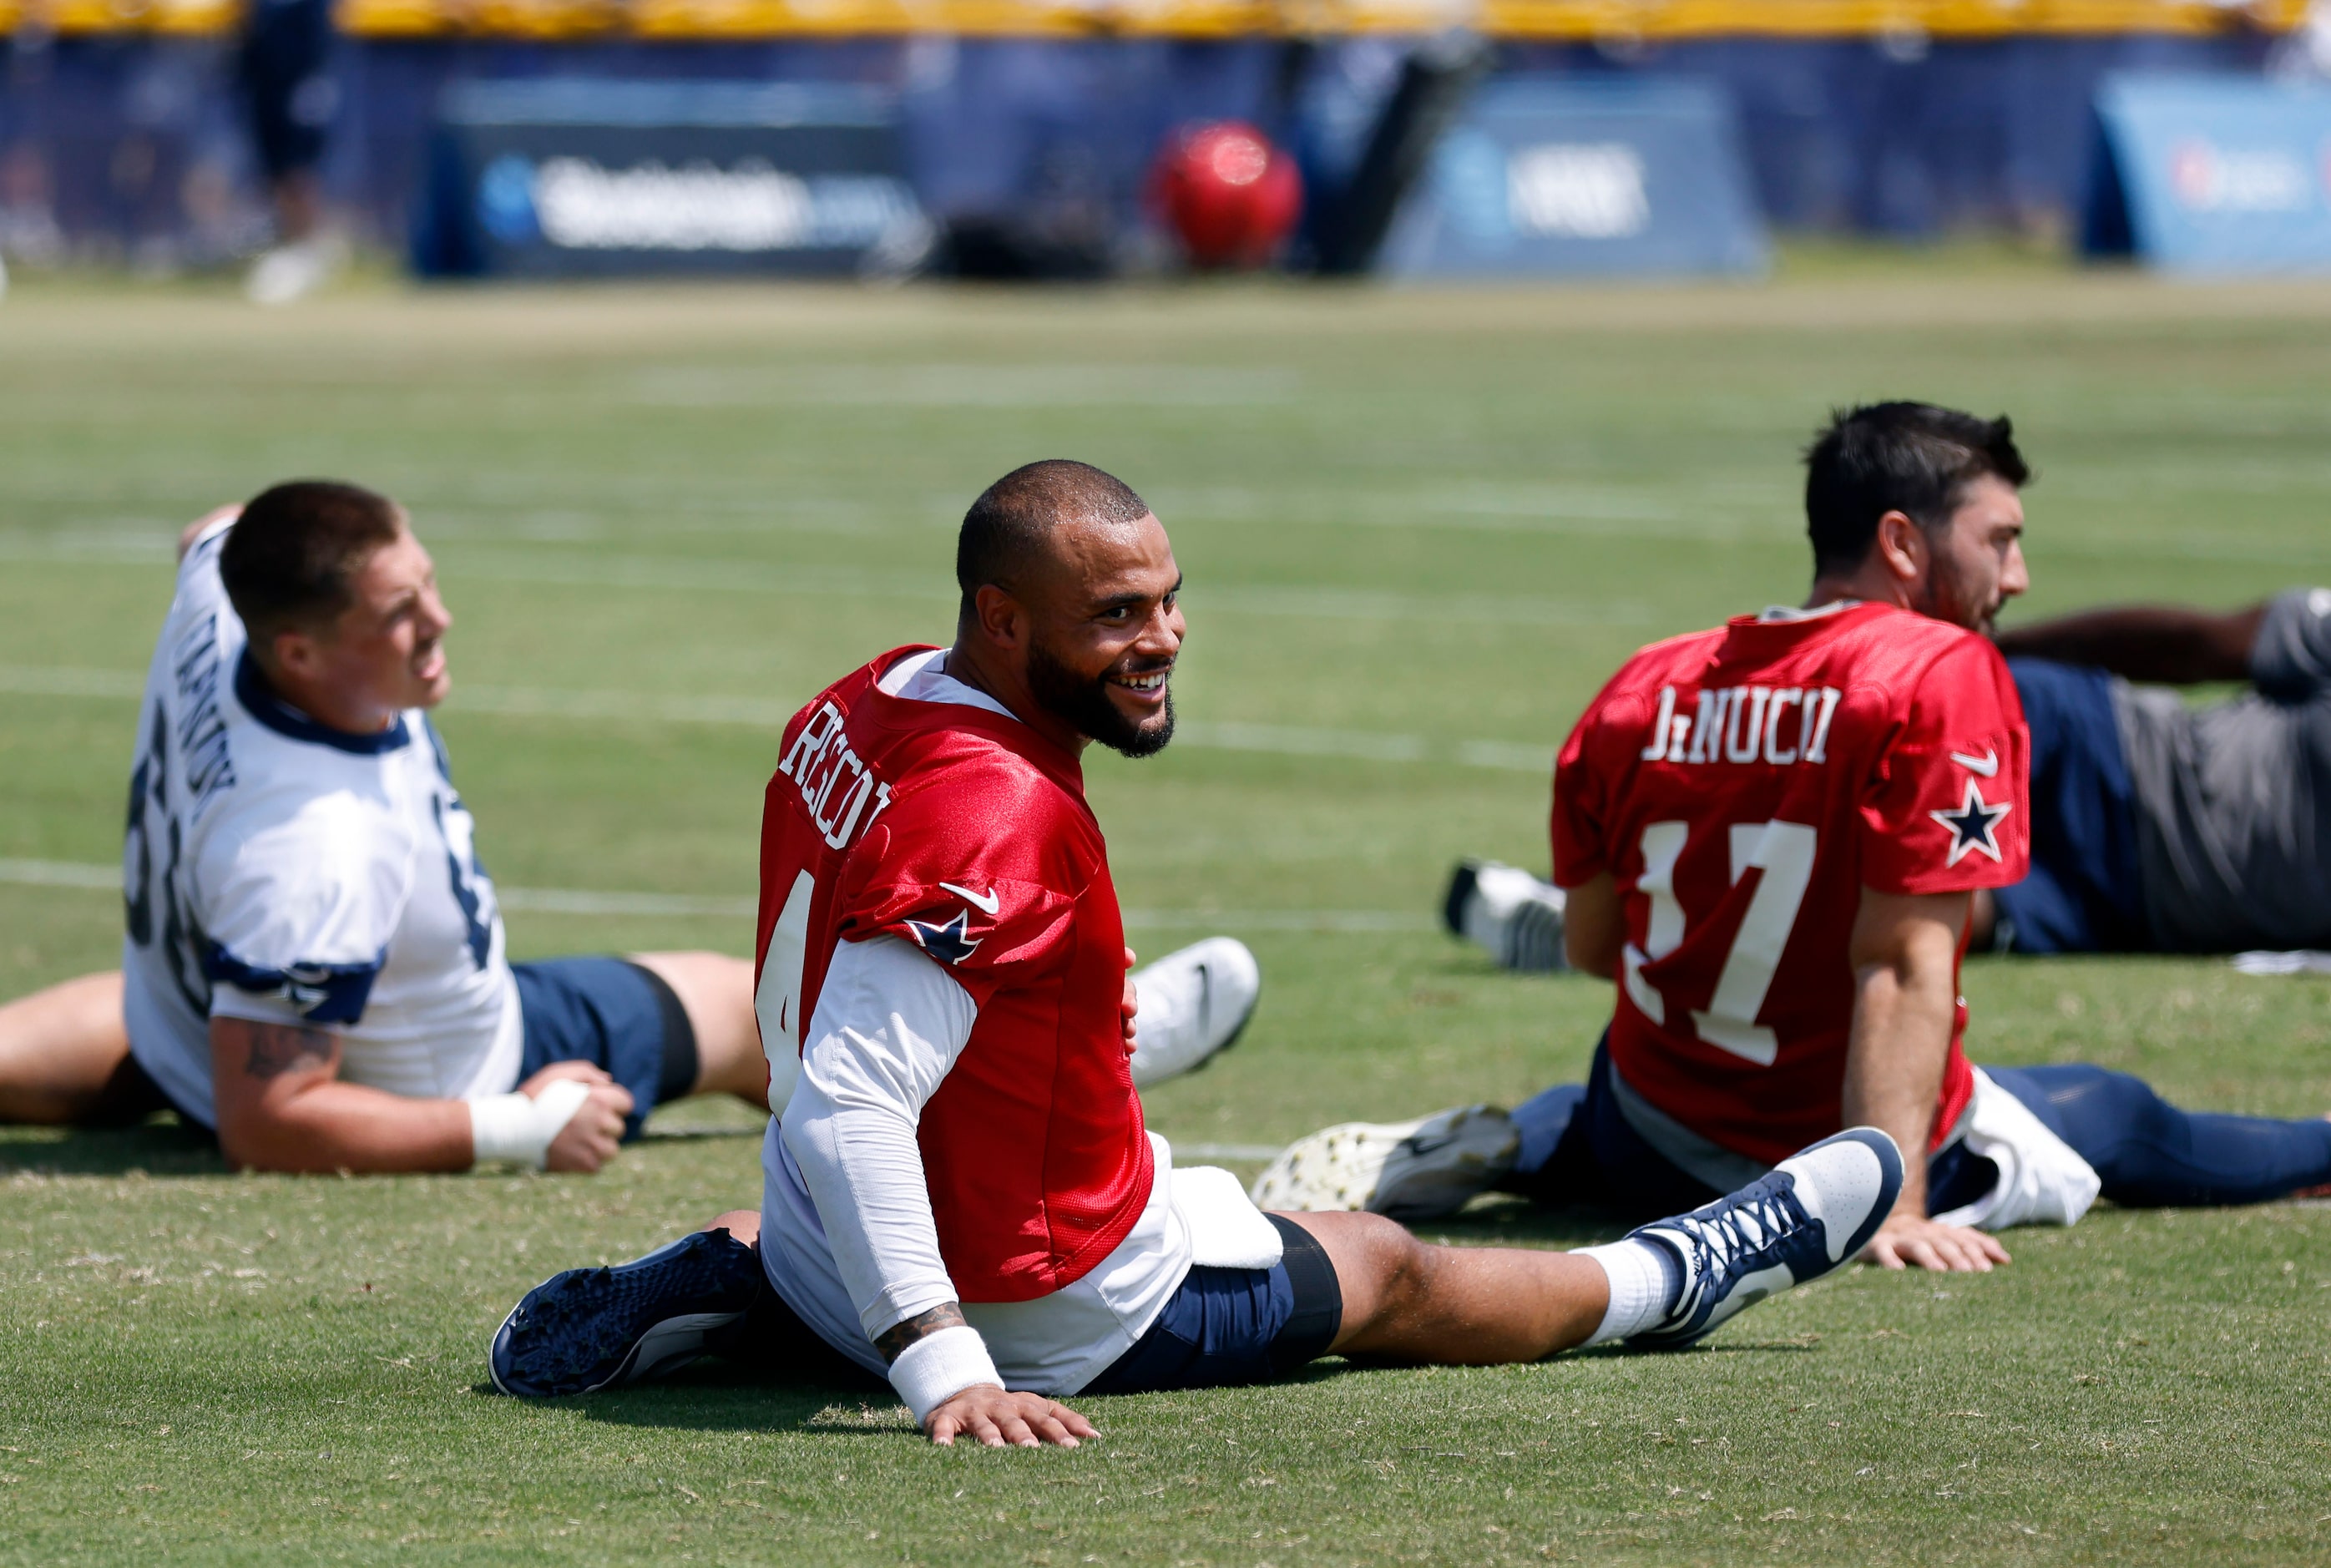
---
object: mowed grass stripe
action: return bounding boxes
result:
[0,534,1654,626]
[0,665,1558,772]
[0,859,1428,933]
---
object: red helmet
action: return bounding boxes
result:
[1150,121,1303,271]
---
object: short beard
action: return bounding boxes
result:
[1026,640,1176,758]
[1918,559,1995,637]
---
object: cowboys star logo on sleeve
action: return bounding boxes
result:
[1929,778,2012,867]
[903,908,983,964]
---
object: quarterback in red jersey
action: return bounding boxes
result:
[1262,403,2331,1267]
[490,460,1916,1445]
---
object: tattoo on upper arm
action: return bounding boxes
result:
[874,1302,968,1363]
[240,1021,337,1080]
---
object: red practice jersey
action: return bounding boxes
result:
[1552,604,2030,1165]
[754,645,1150,1303]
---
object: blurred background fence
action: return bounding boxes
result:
[0,0,2310,272]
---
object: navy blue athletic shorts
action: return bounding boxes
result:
[1080,1215,1344,1394]
[1509,1035,2331,1219]
[1988,657,2147,954]
[1510,1035,2037,1223]
[513,956,699,1141]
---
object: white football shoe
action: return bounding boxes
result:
[245,233,347,306]
[1126,936,1262,1089]
[1444,860,1568,973]
[1249,1105,1519,1222]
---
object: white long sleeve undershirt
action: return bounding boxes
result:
[779,933,978,1342]
[756,934,1207,1398]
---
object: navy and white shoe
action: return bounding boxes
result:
[1127,937,1262,1090]
[1627,1127,1903,1350]
[1443,860,1568,974]
[489,1227,765,1397]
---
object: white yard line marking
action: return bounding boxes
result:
[0,665,1556,774]
[628,363,1303,409]
[0,666,146,700]
[0,859,118,890]
[0,534,1648,627]
[502,887,756,918]
[0,859,1428,933]
[1168,1143,1284,1161]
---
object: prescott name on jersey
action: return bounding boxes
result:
[1554,601,2032,1165]
[755,645,1153,1304]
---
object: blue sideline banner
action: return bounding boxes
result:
[1378,76,1767,281]
[412,81,928,279]
[2086,74,2331,275]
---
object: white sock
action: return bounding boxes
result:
[1573,1238,1681,1346]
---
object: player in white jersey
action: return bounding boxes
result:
[0,483,1257,1173]
[0,483,773,1172]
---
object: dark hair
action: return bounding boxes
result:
[956,460,1151,620]
[1803,403,2030,576]
[220,480,405,648]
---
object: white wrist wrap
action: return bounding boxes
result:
[886,1324,1002,1424]
[468,1079,594,1169]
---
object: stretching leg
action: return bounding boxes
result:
[630,952,767,1108]
[1284,1209,1611,1362]
[1988,1064,2331,1206]
[0,972,141,1124]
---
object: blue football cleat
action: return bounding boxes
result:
[489,1227,766,1397]
[1627,1126,1904,1350]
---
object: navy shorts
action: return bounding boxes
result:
[513,957,699,1141]
[1507,1039,1731,1224]
[1511,1035,2014,1224]
[1503,1034,2328,1221]
[1080,1215,1344,1394]
[1989,658,2147,954]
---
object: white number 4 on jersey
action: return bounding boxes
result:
[755,870,815,1117]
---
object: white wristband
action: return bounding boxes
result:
[886,1323,1003,1424]
[468,1079,594,1169]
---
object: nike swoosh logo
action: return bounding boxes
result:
[938,882,1001,915]
[1949,749,2000,776]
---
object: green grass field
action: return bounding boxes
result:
[4,271,2331,1565]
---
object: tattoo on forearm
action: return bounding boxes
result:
[875,1302,967,1363]
[241,1022,336,1080]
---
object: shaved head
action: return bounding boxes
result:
[956,460,1153,619]
[947,459,1183,761]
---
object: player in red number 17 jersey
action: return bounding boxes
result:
[1555,601,2028,1166]
[1261,402,2331,1269]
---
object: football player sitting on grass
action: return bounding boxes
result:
[1275,404,2331,1262]
[0,482,1252,1174]
[488,460,1915,1449]
[1450,588,2331,964]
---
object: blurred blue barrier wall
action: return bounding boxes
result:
[2085,73,2331,273]
[412,78,927,277]
[1378,76,1767,279]
[0,29,2277,270]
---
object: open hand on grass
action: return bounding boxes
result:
[925,1386,1098,1449]
[1860,1211,2011,1272]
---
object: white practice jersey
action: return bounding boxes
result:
[119,518,522,1126]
